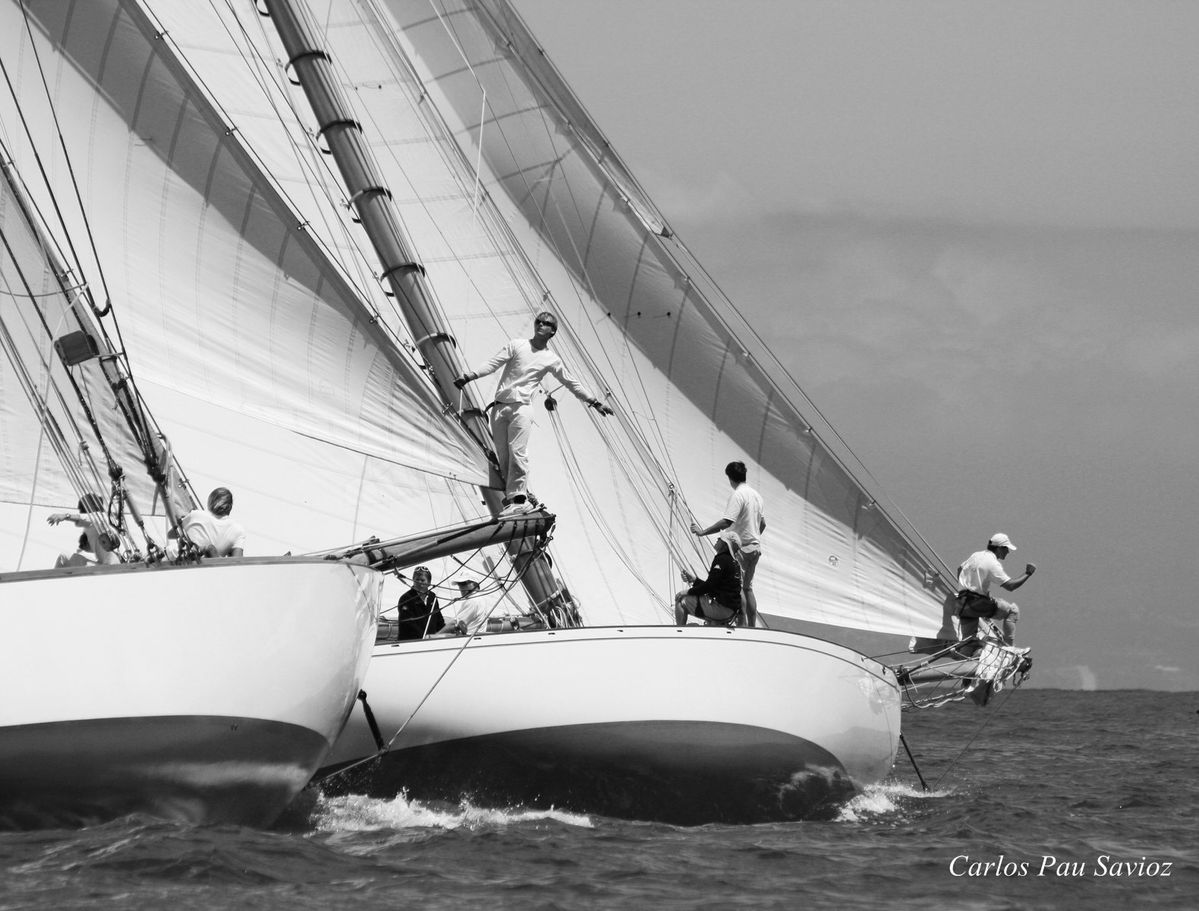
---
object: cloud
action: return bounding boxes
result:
[1121,327,1199,382]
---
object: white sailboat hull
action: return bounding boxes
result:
[0,558,380,828]
[323,626,900,824]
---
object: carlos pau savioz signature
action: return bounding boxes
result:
[950,854,1173,878]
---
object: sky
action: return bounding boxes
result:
[513,0,1199,690]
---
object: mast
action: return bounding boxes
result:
[0,140,194,544]
[262,0,575,618]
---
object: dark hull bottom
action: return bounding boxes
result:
[0,716,330,830]
[322,720,856,826]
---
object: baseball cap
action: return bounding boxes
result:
[717,529,742,553]
[989,533,1017,552]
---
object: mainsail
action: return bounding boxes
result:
[381,0,959,637]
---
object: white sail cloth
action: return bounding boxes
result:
[0,0,490,565]
[4,0,954,637]
[323,0,952,637]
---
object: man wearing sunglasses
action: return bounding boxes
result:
[455,311,613,512]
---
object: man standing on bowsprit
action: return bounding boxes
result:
[455,311,613,513]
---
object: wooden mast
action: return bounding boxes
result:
[262,0,577,621]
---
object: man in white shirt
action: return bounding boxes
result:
[957,532,1036,646]
[455,312,613,513]
[440,578,493,636]
[690,461,766,627]
[181,487,246,558]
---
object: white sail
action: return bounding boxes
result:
[160,0,951,637]
[0,151,165,526]
[380,0,958,639]
[0,0,490,566]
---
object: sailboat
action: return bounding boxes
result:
[3,0,1031,826]
[0,0,494,828]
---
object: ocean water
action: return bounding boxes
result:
[1,690,1194,910]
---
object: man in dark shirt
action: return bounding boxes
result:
[395,565,446,640]
[674,530,743,626]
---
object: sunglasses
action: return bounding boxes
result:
[535,319,557,329]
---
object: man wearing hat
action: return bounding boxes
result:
[956,533,1037,646]
[440,577,489,636]
[674,529,744,626]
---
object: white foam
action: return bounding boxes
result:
[835,780,953,822]
[311,792,594,832]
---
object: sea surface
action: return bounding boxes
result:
[1,690,1195,910]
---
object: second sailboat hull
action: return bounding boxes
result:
[322,626,900,824]
[0,558,380,828]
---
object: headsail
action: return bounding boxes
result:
[0,0,496,563]
[0,146,165,518]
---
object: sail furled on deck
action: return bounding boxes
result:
[369,0,955,638]
[0,0,488,502]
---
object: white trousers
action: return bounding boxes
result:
[491,401,532,499]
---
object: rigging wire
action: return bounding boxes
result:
[153,1,436,393]
[3,11,201,530]
[445,4,958,589]
[0,207,123,489]
[929,681,1027,790]
[6,5,113,319]
[340,9,708,615]
[240,0,688,619]
[315,540,546,792]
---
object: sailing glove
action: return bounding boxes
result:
[453,374,472,390]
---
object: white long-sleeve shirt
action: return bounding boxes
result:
[472,338,595,406]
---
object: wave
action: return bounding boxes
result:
[835,780,954,822]
[310,791,595,833]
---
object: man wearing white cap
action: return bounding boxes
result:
[956,533,1037,646]
[440,578,490,636]
[675,529,744,626]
